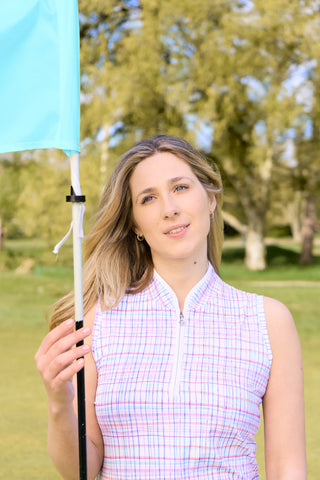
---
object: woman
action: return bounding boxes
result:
[35,135,306,479]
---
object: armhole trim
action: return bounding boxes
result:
[91,297,102,370]
[257,294,273,370]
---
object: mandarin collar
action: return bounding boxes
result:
[149,263,218,312]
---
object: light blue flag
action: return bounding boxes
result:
[0,0,80,156]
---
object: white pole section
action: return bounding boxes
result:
[69,153,85,323]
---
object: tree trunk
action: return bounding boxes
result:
[222,211,248,236]
[287,191,303,242]
[245,225,266,270]
[290,214,303,243]
[299,197,318,264]
[229,146,272,271]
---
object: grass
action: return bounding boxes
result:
[0,268,73,480]
[0,237,319,479]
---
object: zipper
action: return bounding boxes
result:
[169,311,185,399]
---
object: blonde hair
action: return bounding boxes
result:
[49,135,223,329]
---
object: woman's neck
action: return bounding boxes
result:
[153,257,209,311]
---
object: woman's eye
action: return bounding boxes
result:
[175,184,188,192]
[141,195,154,204]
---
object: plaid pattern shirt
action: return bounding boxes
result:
[93,264,272,479]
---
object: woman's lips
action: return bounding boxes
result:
[165,224,190,237]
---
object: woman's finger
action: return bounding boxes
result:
[51,357,86,390]
[46,326,91,361]
[36,323,91,369]
[35,319,75,358]
[45,344,91,383]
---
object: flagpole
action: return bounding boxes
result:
[67,153,87,480]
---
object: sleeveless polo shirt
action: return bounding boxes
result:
[92,264,272,479]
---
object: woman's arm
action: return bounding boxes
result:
[35,304,103,480]
[263,297,307,480]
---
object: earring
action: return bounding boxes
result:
[210,211,214,219]
[137,234,144,242]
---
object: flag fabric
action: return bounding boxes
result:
[0,0,80,156]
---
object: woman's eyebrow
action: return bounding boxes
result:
[135,176,195,202]
[168,176,194,185]
[137,186,154,197]
[135,186,155,202]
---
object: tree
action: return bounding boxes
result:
[297,3,320,263]
[79,0,186,163]
[294,131,320,264]
[0,153,24,242]
[16,151,70,241]
[76,0,318,270]
[160,0,311,269]
[270,1,320,262]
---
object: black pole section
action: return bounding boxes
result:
[76,320,87,480]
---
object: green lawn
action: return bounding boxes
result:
[0,239,319,479]
[0,267,73,480]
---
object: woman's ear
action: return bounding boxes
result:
[209,194,216,215]
[132,226,143,238]
[130,217,140,237]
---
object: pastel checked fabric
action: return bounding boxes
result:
[92,264,272,479]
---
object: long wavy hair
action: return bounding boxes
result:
[49,135,223,329]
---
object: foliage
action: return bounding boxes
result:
[77,0,320,269]
[16,151,70,240]
[0,153,25,238]
[1,0,320,269]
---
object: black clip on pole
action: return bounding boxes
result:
[66,186,87,480]
[66,186,86,204]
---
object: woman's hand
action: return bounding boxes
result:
[35,319,92,411]
[35,307,103,480]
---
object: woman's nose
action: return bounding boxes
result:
[162,195,180,219]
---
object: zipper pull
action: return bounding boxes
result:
[179,312,185,325]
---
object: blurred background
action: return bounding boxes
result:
[0,0,319,478]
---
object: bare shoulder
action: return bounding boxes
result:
[82,301,99,348]
[84,301,98,329]
[263,296,299,349]
[263,295,293,323]
[263,296,303,386]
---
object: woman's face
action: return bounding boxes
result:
[129,152,215,271]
